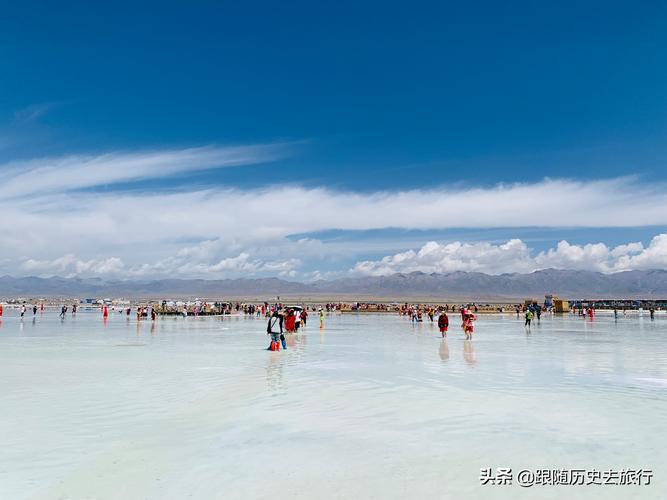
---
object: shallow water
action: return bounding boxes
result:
[0,309,665,499]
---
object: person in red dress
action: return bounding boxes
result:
[437,311,449,337]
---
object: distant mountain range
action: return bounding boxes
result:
[1,269,667,299]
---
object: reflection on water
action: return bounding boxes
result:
[463,339,476,366]
[0,309,666,499]
[266,351,285,394]
[438,339,449,361]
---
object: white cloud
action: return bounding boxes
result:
[20,255,125,278]
[1,147,667,279]
[614,233,667,271]
[18,250,302,280]
[13,102,59,122]
[354,239,533,275]
[353,234,667,276]
[137,252,301,278]
[0,143,289,200]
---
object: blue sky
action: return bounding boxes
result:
[1,1,667,279]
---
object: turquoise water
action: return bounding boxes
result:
[0,308,665,499]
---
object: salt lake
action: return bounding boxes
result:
[1,308,665,499]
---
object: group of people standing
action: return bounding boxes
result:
[266,305,326,351]
[523,303,542,328]
[397,303,479,340]
[58,303,74,317]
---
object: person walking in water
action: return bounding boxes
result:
[437,310,449,338]
[319,307,325,329]
[294,308,301,332]
[525,309,533,328]
[60,305,67,318]
[462,310,476,340]
[20,303,26,318]
[285,308,296,333]
[266,310,284,350]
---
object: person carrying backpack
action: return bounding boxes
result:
[266,311,285,350]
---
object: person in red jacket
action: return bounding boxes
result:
[285,308,296,333]
[437,311,449,337]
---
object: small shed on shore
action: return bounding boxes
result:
[553,298,569,313]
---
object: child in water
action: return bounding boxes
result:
[525,309,533,328]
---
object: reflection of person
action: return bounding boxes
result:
[463,340,476,366]
[439,339,449,361]
[266,350,284,393]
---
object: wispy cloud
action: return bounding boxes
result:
[13,102,59,123]
[0,144,291,200]
[1,151,667,279]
